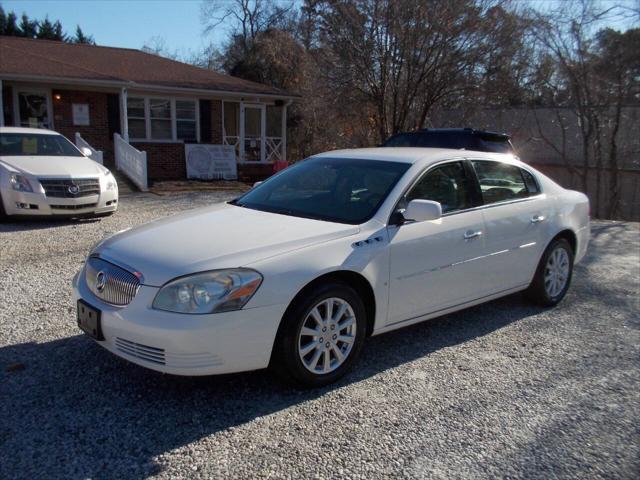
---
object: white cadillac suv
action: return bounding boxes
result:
[0,127,118,218]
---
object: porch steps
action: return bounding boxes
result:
[111,169,138,195]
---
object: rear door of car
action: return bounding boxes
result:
[468,158,549,292]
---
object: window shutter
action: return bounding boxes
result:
[199,99,212,143]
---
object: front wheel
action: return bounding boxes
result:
[526,238,574,306]
[272,282,367,387]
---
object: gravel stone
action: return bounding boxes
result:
[1,193,638,479]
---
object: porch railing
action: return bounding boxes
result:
[75,132,103,164]
[114,133,148,191]
[223,135,283,163]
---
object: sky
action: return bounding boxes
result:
[1,0,222,55]
[1,0,638,56]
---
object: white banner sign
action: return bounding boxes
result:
[185,144,237,180]
[72,103,90,126]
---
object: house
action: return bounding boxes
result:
[0,36,296,188]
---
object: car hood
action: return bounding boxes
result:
[95,203,360,286]
[0,155,104,177]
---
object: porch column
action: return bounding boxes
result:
[239,102,245,162]
[260,106,266,163]
[281,101,290,163]
[120,87,129,142]
[0,79,4,128]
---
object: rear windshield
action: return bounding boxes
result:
[0,133,83,157]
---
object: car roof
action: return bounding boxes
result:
[0,126,60,135]
[313,147,520,167]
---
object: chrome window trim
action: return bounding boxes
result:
[387,156,545,225]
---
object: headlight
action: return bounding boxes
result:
[152,269,263,314]
[105,173,117,191]
[10,174,33,192]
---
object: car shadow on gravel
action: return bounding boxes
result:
[0,217,102,232]
[0,293,544,479]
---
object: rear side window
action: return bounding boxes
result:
[471,160,529,205]
[521,169,540,194]
[405,161,474,214]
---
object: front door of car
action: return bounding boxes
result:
[386,161,487,326]
[469,159,549,292]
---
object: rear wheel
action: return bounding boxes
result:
[0,192,7,220]
[526,238,574,306]
[272,282,367,387]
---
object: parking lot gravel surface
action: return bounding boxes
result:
[1,192,638,479]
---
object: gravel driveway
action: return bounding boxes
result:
[1,192,638,479]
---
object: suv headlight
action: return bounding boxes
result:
[105,173,117,191]
[10,174,34,192]
[152,269,263,314]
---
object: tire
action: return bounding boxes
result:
[271,281,368,388]
[526,237,574,307]
[0,192,7,221]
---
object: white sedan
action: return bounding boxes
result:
[73,148,589,387]
[0,127,118,218]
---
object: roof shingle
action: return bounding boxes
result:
[0,36,291,97]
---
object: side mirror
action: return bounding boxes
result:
[404,199,442,222]
[81,147,92,157]
[253,181,263,188]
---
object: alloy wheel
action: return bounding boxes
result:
[298,297,357,374]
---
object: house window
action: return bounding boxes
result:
[127,97,146,139]
[126,96,199,142]
[149,98,172,140]
[176,100,197,142]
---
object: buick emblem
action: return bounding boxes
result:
[68,184,80,195]
[96,271,107,292]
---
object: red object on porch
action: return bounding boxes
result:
[273,160,289,173]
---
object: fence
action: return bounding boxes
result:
[114,133,148,191]
[75,133,103,165]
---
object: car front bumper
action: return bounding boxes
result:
[72,270,287,376]
[2,188,118,216]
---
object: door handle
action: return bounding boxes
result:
[530,215,545,223]
[463,230,483,240]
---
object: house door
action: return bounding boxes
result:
[15,90,53,129]
[240,103,266,162]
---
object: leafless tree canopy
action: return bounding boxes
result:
[192,0,639,218]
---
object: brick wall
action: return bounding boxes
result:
[51,89,113,161]
[132,142,186,180]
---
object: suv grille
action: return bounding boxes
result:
[85,256,140,306]
[39,178,100,198]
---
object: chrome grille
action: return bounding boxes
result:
[85,256,140,306]
[39,178,100,198]
[115,338,166,365]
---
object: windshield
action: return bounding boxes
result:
[233,157,411,224]
[0,133,84,157]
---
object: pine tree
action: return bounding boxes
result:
[0,6,7,35]
[19,13,37,38]
[36,16,55,39]
[4,11,19,35]
[52,20,64,41]
[74,25,94,44]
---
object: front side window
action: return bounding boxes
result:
[472,160,529,204]
[127,97,146,139]
[405,161,473,214]
[233,157,410,224]
[0,133,83,156]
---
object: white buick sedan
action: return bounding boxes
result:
[73,148,589,386]
[0,127,118,218]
